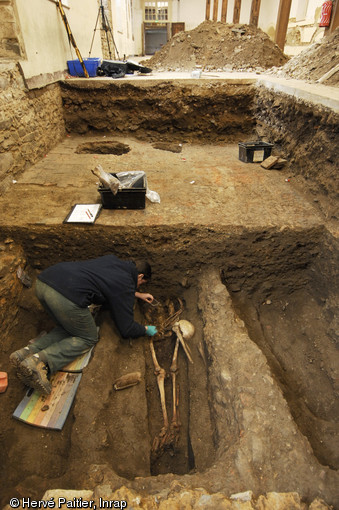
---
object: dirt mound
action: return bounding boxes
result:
[273,27,339,86]
[143,20,289,72]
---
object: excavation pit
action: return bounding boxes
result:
[0,228,338,508]
[0,73,338,506]
[75,141,131,155]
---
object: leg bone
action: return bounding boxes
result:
[172,325,194,364]
[170,337,180,427]
[150,339,169,430]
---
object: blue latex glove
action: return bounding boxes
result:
[145,325,158,336]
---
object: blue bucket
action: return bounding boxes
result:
[67,58,101,77]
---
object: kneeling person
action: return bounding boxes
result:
[10,255,157,394]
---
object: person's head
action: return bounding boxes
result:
[134,259,152,287]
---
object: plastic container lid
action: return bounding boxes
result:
[0,371,8,393]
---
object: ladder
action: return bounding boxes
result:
[57,0,89,78]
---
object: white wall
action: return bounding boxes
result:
[128,0,143,56]
[173,0,205,31]
[172,0,280,41]
[239,0,251,24]
[290,0,324,22]
[16,0,102,85]
[258,1,280,41]
[287,0,325,52]
[111,0,135,58]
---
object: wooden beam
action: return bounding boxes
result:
[221,0,228,22]
[206,0,211,20]
[317,63,339,83]
[213,0,219,21]
[233,0,241,23]
[275,0,292,51]
[250,0,261,27]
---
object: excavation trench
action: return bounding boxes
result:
[0,227,338,507]
[84,289,215,481]
[0,77,338,507]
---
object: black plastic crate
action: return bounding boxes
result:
[98,173,146,209]
[238,141,274,163]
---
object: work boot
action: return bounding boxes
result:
[10,346,34,370]
[10,346,38,387]
[17,355,52,395]
[9,329,47,369]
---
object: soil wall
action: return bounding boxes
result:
[0,63,65,194]
[255,85,339,214]
[60,80,256,142]
[0,222,326,358]
[228,228,339,471]
[0,223,325,297]
[0,240,26,350]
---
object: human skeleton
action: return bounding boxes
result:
[148,299,195,454]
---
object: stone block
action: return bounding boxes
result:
[0,5,16,23]
[261,156,287,170]
[256,492,301,509]
[0,173,12,195]
[230,490,253,502]
[22,132,36,143]
[2,138,15,150]
[0,151,13,175]
[0,76,9,89]
[0,22,18,39]
[0,39,21,57]
[309,498,333,509]
[261,155,279,169]
[273,157,287,169]
[0,118,11,130]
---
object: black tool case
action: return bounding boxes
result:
[238,141,274,163]
[98,173,146,209]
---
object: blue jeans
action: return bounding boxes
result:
[31,280,98,374]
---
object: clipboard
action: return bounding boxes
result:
[64,204,102,224]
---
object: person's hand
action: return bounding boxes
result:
[135,292,154,304]
[145,325,157,336]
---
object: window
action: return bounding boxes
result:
[157,2,168,21]
[145,2,157,21]
[144,1,168,22]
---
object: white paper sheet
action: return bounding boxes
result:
[65,204,102,224]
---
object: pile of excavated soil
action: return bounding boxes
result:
[271,27,339,86]
[143,20,289,72]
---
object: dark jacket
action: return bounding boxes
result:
[38,255,146,338]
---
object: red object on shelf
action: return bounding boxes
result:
[0,372,8,393]
[319,1,333,27]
